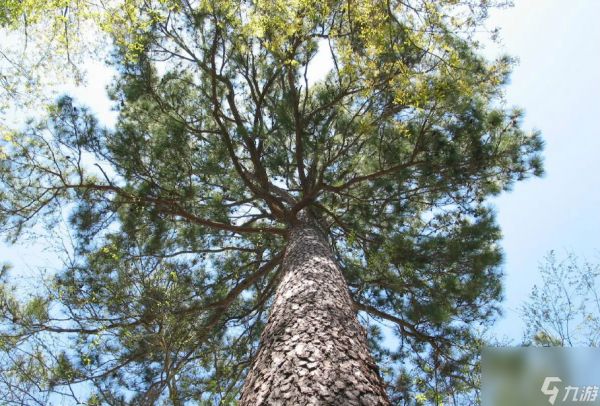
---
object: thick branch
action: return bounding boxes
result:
[324,159,425,193]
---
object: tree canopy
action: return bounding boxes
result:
[0,0,542,404]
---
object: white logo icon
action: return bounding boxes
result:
[542,377,562,405]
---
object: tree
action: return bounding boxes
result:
[521,252,600,347]
[0,0,543,404]
[0,0,102,117]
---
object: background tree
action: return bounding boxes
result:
[521,251,600,347]
[0,0,542,404]
[0,0,104,118]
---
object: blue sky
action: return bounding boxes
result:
[2,0,599,344]
[485,0,600,340]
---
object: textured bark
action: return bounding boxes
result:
[240,215,390,405]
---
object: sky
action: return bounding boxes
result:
[484,0,600,340]
[2,0,600,344]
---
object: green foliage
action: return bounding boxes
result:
[0,0,88,99]
[1,0,542,404]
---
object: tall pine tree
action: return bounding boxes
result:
[0,0,542,404]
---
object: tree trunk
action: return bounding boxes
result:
[240,214,390,405]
